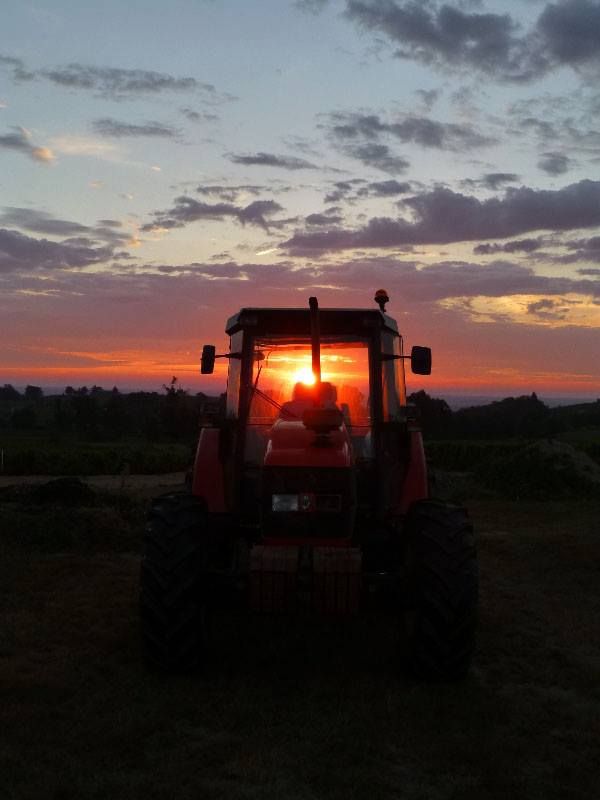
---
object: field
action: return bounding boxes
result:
[0,434,191,476]
[1,476,599,800]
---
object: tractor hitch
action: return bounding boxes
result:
[249,544,361,614]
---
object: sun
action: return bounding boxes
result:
[292,366,316,385]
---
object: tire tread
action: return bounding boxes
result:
[405,499,479,680]
[140,492,207,671]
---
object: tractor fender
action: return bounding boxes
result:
[400,429,428,513]
[192,427,226,512]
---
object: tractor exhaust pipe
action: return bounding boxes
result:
[309,296,321,384]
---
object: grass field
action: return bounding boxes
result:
[1,484,600,799]
[0,435,192,476]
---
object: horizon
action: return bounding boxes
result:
[1,1,599,394]
[5,380,599,410]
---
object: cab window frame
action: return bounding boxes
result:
[381,331,406,422]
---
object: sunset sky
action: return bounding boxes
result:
[2,0,600,398]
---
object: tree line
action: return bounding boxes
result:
[407,390,600,440]
[2,382,599,443]
[0,380,224,442]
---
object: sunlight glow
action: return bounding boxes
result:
[292,366,316,385]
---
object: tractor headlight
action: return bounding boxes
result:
[272,494,299,512]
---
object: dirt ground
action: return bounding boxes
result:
[0,472,186,491]
[1,487,599,800]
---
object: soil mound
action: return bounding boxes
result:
[0,477,98,506]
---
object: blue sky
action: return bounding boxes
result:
[1,0,600,395]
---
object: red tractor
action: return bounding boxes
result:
[140,293,478,679]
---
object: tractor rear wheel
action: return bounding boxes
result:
[140,492,208,671]
[404,500,478,680]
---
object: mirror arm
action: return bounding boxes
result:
[381,354,411,361]
[215,351,242,360]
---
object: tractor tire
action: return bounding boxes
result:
[140,492,208,672]
[404,500,478,680]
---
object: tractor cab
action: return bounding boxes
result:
[239,322,382,467]
[196,294,432,531]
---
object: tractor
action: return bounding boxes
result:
[140,292,478,679]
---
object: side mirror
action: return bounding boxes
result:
[411,345,432,375]
[201,344,216,374]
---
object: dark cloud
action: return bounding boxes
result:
[513,114,558,142]
[143,195,285,232]
[41,63,207,98]
[562,122,600,153]
[0,126,54,163]
[328,111,495,150]
[0,54,35,81]
[180,107,218,123]
[342,142,410,174]
[527,298,570,320]
[537,151,574,175]
[554,235,600,264]
[507,97,600,162]
[196,184,264,202]
[345,1,541,81]
[208,251,233,262]
[0,207,133,247]
[324,256,600,303]
[97,219,122,228]
[415,88,441,110]
[358,179,412,197]
[283,179,600,254]
[325,109,492,175]
[305,211,344,226]
[537,0,600,69]
[324,179,367,204]
[0,207,89,237]
[450,84,483,116]
[228,152,318,170]
[344,0,600,83]
[237,200,285,229]
[473,238,547,255]
[143,198,238,231]
[568,235,600,252]
[0,228,115,272]
[3,254,598,309]
[280,135,322,157]
[0,55,219,100]
[324,178,411,203]
[461,172,520,190]
[148,256,599,302]
[360,147,409,175]
[92,118,180,138]
[506,88,600,131]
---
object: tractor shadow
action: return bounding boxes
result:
[204,607,406,685]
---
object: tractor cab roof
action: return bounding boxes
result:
[226,307,399,338]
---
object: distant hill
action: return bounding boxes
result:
[409,390,600,442]
[442,395,600,410]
